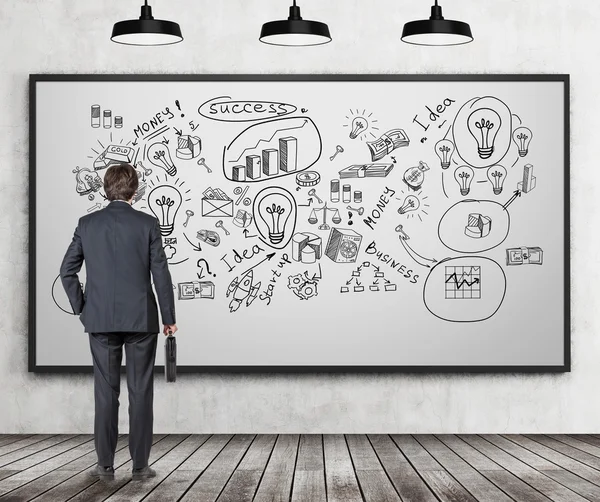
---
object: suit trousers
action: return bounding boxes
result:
[89,332,158,469]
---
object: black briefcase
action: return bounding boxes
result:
[165,334,177,383]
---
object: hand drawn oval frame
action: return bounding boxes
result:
[199,96,297,122]
[222,116,322,183]
[438,199,510,253]
[423,256,507,323]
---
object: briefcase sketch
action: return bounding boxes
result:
[165,334,177,383]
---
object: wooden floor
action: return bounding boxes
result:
[1,435,600,501]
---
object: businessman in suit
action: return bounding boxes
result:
[60,163,177,481]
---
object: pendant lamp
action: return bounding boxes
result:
[401,0,473,46]
[260,1,331,47]
[111,1,183,46]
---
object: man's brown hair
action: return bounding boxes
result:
[103,164,139,201]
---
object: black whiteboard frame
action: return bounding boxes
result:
[28,74,571,374]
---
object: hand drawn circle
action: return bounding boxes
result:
[438,199,510,253]
[453,97,512,169]
[222,116,322,183]
[51,274,78,315]
[423,256,506,323]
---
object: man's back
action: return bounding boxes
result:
[60,200,175,333]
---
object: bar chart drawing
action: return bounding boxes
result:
[222,116,322,183]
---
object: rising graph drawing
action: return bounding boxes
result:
[445,266,481,299]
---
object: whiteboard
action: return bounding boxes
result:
[29,75,570,372]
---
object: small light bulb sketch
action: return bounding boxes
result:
[147,142,177,177]
[486,164,507,195]
[396,190,429,222]
[350,116,368,139]
[454,165,475,196]
[343,109,379,141]
[512,126,533,157]
[398,195,420,215]
[435,139,455,169]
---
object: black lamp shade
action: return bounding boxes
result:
[111,4,183,46]
[260,2,331,47]
[401,3,473,46]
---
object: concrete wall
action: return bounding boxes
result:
[0,0,596,433]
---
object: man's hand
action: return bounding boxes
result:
[163,324,178,336]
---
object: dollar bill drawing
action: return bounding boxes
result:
[366,129,410,162]
[506,247,543,266]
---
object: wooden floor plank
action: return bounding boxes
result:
[391,434,477,502]
[420,470,479,502]
[524,435,600,472]
[291,435,326,502]
[0,471,20,484]
[568,435,600,450]
[460,435,588,502]
[503,435,600,486]
[436,434,505,472]
[253,434,299,502]
[216,434,277,502]
[347,434,401,502]
[323,434,362,502]
[5,433,600,502]
[368,434,438,502]
[1,436,131,502]
[546,435,600,461]
[177,435,233,471]
[66,434,187,502]
[135,435,232,502]
[179,434,255,502]
[483,434,600,502]
[416,434,513,502]
[0,435,58,459]
[0,436,94,497]
[26,435,164,502]
[0,435,33,448]
[0,436,92,472]
[104,434,207,502]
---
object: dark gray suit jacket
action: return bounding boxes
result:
[60,200,176,333]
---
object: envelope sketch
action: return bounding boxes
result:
[202,198,234,218]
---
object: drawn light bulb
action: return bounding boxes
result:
[349,116,368,140]
[454,165,475,196]
[512,126,533,157]
[147,142,177,177]
[148,185,182,236]
[467,108,501,159]
[258,193,293,245]
[435,139,455,169]
[398,195,420,215]
[486,164,507,195]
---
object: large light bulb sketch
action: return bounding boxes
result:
[454,165,475,196]
[486,164,507,195]
[349,116,368,140]
[435,139,455,169]
[148,185,182,236]
[512,126,533,157]
[147,142,177,177]
[398,195,420,215]
[254,187,297,249]
[467,108,501,160]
